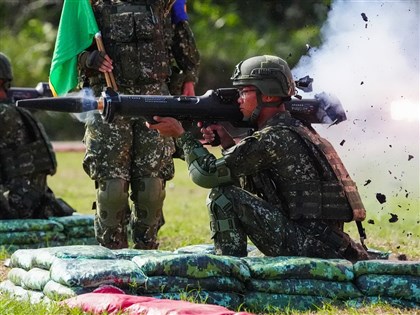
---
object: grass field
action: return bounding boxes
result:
[1,150,419,314]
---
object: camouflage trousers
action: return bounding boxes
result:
[83,84,176,249]
[207,186,369,261]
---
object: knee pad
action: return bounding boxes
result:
[130,177,165,225]
[207,188,236,236]
[96,178,129,228]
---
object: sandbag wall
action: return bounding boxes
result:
[0,215,97,252]
[1,245,419,312]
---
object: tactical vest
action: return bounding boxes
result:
[0,106,57,182]
[275,118,366,222]
[91,0,174,89]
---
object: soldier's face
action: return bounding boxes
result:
[238,86,258,119]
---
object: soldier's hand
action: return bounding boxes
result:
[198,122,235,149]
[86,50,113,72]
[146,116,185,137]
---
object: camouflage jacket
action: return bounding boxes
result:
[83,0,200,92]
[177,111,362,222]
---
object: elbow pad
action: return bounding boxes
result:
[189,157,233,188]
[185,147,233,188]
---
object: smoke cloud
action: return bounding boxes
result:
[292,1,419,223]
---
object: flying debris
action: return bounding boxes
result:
[389,213,398,223]
[363,179,372,186]
[340,139,345,146]
[408,154,414,161]
[361,12,369,22]
[367,219,375,224]
[376,193,387,204]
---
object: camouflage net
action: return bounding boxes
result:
[0,244,419,312]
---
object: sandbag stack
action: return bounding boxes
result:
[242,256,363,312]
[0,215,97,252]
[1,245,147,301]
[348,260,420,309]
[132,253,250,309]
[0,244,419,312]
[0,219,66,253]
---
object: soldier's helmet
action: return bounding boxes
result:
[231,55,295,98]
[0,52,13,82]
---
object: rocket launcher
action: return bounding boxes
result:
[16,86,347,126]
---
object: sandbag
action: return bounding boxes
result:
[353,260,420,277]
[0,279,47,304]
[147,291,244,310]
[247,278,362,299]
[51,215,94,227]
[43,280,91,300]
[132,253,251,282]
[0,230,66,245]
[31,245,116,270]
[113,248,172,260]
[242,256,354,281]
[7,267,28,287]
[346,296,419,309]
[21,267,50,291]
[10,248,41,270]
[244,292,335,312]
[140,275,246,293]
[355,274,420,303]
[49,258,147,288]
[63,225,95,238]
[0,218,63,233]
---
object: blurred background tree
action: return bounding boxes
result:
[0,0,331,140]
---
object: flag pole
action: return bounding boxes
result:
[95,32,118,91]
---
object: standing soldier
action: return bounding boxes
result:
[0,52,73,219]
[78,0,200,249]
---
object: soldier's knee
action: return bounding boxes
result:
[130,177,165,224]
[96,178,129,227]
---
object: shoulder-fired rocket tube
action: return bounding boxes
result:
[16,97,98,113]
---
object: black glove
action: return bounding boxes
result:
[80,50,107,71]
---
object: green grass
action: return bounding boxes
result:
[1,150,419,314]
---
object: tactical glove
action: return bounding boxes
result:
[79,50,107,71]
[86,50,107,70]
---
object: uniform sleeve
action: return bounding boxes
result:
[170,1,200,83]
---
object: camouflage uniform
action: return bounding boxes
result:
[0,52,73,219]
[80,0,200,249]
[176,111,369,262]
[0,103,73,219]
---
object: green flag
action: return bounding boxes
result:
[49,0,99,96]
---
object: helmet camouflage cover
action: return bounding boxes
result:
[231,55,295,98]
[0,52,13,82]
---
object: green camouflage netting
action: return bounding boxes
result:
[355,274,420,303]
[49,258,147,288]
[247,278,362,299]
[139,275,246,294]
[353,260,420,277]
[132,253,251,282]
[242,256,354,281]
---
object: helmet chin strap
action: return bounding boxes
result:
[248,91,282,126]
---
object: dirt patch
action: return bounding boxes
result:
[0,260,10,282]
